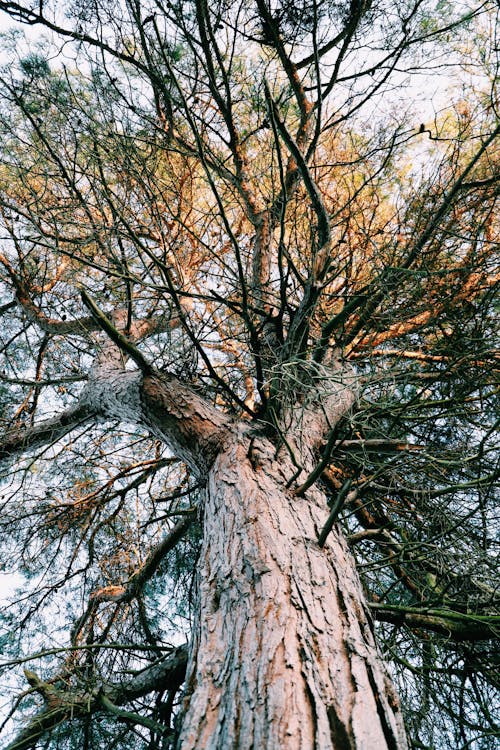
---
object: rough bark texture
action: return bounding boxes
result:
[177,432,407,750]
[141,373,231,475]
[79,332,230,476]
[1,342,408,749]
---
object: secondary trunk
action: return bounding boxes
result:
[177,432,407,750]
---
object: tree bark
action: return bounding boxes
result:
[177,433,407,750]
[1,355,408,749]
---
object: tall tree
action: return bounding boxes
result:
[0,1,498,748]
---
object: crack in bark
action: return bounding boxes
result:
[327,704,356,750]
[365,663,401,750]
[303,677,319,750]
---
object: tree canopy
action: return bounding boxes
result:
[0,1,498,748]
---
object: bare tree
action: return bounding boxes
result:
[0,1,498,748]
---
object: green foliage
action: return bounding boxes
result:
[19,53,50,80]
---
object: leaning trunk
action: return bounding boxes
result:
[177,433,407,749]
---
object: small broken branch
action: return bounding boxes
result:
[317,479,354,547]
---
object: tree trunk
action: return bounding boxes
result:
[178,432,407,750]
[0,353,408,749]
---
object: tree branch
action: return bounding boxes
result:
[370,604,500,642]
[72,516,193,644]
[5,646,188,750]
[80,288,153,375]
[0,403,94,468]
[264,83,330,254]
[0,252,97,335]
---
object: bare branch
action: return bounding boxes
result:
[80,288,153,375]
[0,403,94,468]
